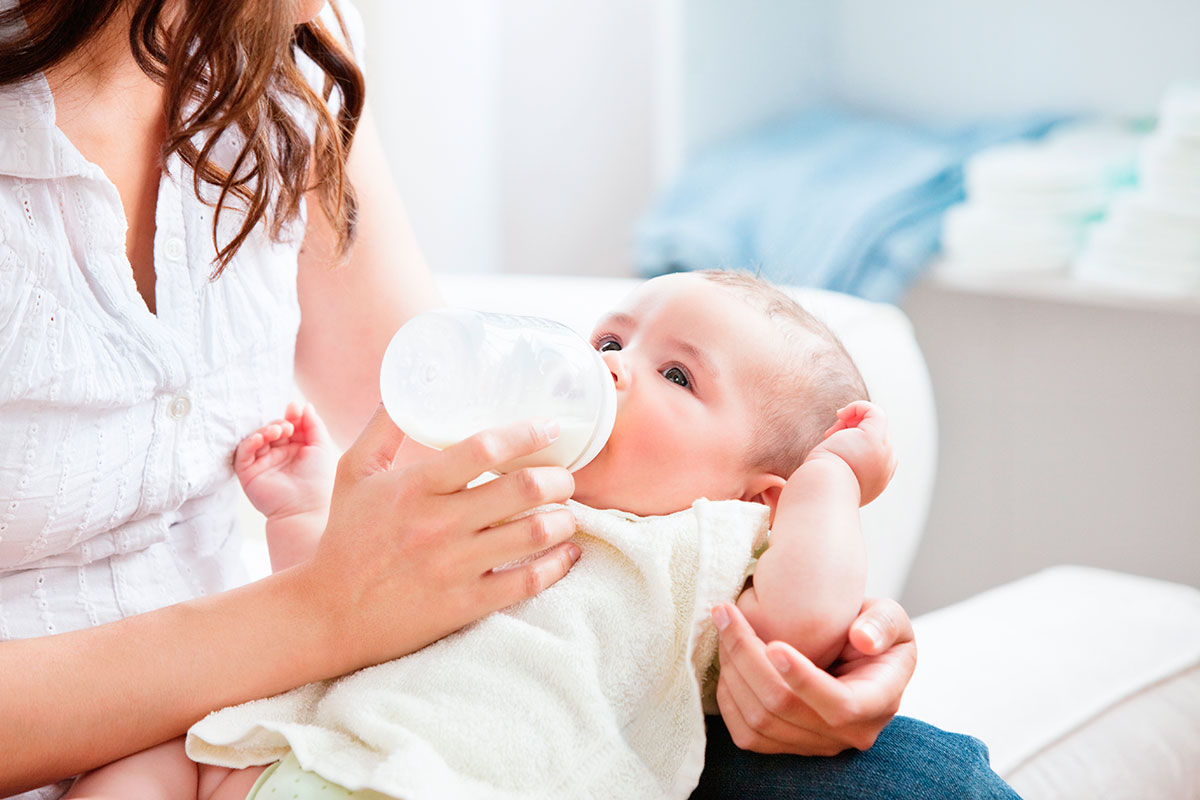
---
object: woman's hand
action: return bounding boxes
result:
[712,597,917,755]
[298,405,582,673]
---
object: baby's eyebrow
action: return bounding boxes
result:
[597,311,636,330]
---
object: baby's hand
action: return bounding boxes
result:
[809,401,897,506]
[235,402,336,520]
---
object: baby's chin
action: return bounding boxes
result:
[569,473,692,517]
[571,455,712,516]
[566,471,617,512]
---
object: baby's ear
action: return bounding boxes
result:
[740,472,787,526]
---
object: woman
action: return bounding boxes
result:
[0,1,1010,798]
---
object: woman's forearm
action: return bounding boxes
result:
[0,566,342,794]
[3,409,586,795]
[2,411,583,794]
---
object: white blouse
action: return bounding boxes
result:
[0,17,310,645]
[0,1,367,793]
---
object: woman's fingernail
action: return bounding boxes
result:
[858,620,883,650]
[770,651,791,674]
[567,543,582,562]
[712,605,730,631]
[537,420,560,442]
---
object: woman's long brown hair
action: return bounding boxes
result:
[0,0,365,275]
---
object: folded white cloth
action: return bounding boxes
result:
[187,499,769,799]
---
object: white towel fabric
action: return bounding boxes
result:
[187,498,769,800]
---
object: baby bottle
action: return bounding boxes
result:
[380,308,617,472]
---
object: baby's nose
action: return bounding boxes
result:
[601,351,628,388]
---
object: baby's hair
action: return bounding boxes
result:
[695,270,869,478]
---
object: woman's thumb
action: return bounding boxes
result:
[848,597,912,655]
[341,404,407,477]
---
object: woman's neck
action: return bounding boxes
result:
[19,0,167,130]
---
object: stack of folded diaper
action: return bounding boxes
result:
[1074,84,1200,293]
[940,122,1143,275]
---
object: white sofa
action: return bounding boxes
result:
[239,273,1200,798]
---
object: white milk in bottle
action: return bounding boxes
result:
[380,309,616,472]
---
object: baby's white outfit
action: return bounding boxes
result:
[187,499,770,800]
[0,3,362,798]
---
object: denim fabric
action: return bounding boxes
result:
[691,715,1022,799]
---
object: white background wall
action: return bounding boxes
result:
[355,1,501,274]
[831,0,1200,121]
[356,0,655,277]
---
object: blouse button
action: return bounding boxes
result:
[168,395,192,420]
[164,236,186,262]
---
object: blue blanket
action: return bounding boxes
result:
[635,108,1062,302]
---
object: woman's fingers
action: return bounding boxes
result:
[473,506,578,570]
[462,466,575,529]
[713,671,776,753]
[713,602,895,754]
[715,647,794,752]
[715,604,826,726]
[315,416,586,670]
[757,640,871,727]
[751,597,912,749]
[483,540,582,608]
[419,421,562,494]
[715,647,841,756]
[758,641,889,752]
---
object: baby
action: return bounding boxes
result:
[66,270,894,800]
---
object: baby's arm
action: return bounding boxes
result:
[736,401,896,669]
[63,736,264,800]
[235,402,337,573]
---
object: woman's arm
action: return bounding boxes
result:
[1,559,329,794]
[294,102,443,445]
[0,411,581,795]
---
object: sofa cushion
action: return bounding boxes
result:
[901,566,1200,798]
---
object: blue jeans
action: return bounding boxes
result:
[691,715,1021,799]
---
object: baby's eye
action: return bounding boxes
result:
[596,337,622,352]
[662,366,690,388]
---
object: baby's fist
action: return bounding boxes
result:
[811,401,897,506]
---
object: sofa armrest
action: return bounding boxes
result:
[901,566,1200,797]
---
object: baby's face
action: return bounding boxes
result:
[570,274,787,516]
